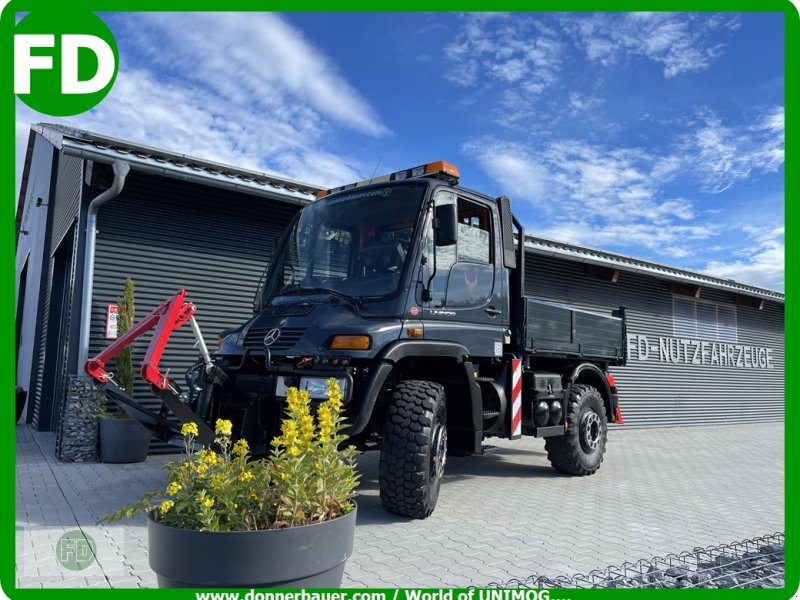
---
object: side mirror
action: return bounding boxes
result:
[434,203,457,247]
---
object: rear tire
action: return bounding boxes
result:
[379,380,447,518]
[544,384,607,475]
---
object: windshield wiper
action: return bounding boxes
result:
[278,286,364,313]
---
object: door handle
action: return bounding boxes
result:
[485,307,501,316]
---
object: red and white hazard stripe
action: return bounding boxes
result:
[510,359,522,439]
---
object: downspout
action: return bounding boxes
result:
[77,160,131,371]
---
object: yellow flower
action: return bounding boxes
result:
[160,500,174,514]
[238,470,254,482]
[202,497,215,509]
[195,464,207,475]
[198,449,222,466]
[181,422,199,437]
[317,403,334,442]
[211,474,226,490]
[326,379,343,413]
[215,419,233,436]
[286,388,306,415]
[166,482,182,495]
[287,445,301,457]
[281,420,298,445]
[232,439,249,457]
[299,413,315,447]
[249,491,259,501]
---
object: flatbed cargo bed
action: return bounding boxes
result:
[521,297,626,364]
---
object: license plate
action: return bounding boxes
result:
[300,377,345,399]
[275,377,346,399]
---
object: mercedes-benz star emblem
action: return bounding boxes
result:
[263,328,281,347]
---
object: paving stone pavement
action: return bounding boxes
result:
[15,421,784,588]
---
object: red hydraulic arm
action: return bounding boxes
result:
[84,289,196,389]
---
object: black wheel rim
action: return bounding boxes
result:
[430,422,447,480]
[580,411,601,453]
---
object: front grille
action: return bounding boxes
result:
[266,303,316,317]
[243,327,306,353]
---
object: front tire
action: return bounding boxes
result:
[379,380,447,518]
[544,384,607,475]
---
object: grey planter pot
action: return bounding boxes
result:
[99,418,151,463]
[147,505,357,588]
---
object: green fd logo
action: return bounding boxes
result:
[14,11,118,116]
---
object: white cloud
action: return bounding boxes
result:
[565,12,741,78]
[462,136,714,258]
[16,12,387,195]
[537,220,716,259]
[536,139,687,220]
[120,13,388,137]
[442,12,744,134]
[568,92,603,113]
[444,13,563,96]
[682,107,784,193]
[703,225,784,291]
[462,139,549,204]
[749,105,785,172]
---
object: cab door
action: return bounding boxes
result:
[422,190,507,358]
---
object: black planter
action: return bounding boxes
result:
[148,505,357,588]
[99,418,151,463]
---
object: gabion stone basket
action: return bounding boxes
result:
[489,532,784,589]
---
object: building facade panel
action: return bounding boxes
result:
[31,258,53,429]
[524,254,784,427]
[50,155,82,252]
[16,135,59,429]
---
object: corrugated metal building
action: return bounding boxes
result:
[15,124,319,451]
[15,124,784,453]
[522,239,784,427]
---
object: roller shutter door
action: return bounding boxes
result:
[90,172,301,451]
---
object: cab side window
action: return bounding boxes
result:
[427,194,494,308]
[456,200,491,264]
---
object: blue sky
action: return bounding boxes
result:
[15,12,785,290]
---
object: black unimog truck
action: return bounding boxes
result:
[87,160,626,519]
[210,161,626,518]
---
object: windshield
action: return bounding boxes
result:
[261,184,426,306]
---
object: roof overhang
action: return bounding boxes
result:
[31,123,322,207]
[61,141,315,206]
[524,236,784,305]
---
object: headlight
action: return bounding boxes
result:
[329,335,371,350]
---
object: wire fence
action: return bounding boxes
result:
[489,533,784,589]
